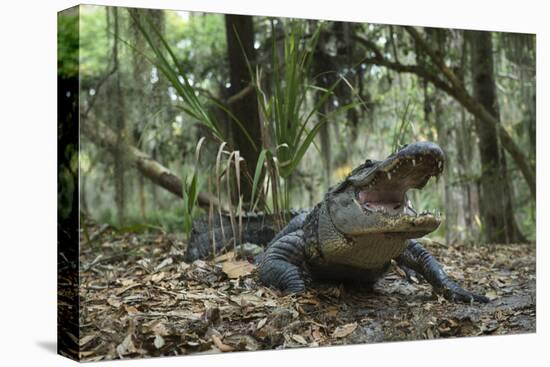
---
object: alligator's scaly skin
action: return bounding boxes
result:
[189,142,489,304]
[185,210,306,262]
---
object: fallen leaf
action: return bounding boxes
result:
[116,334,136,357]
[116,284,141,296]
[150,322,169,336]
[222,260,256,279]
[311,328,322,341]
[392,262,407,278]
[119,278,134,287]
[230,293,270,308]
[395,320,410,328]
[325,306,339,318]
[124,305,139,315]
[107,296,121,308]
[202,307,220,324]
[214,251,236,263]
[151,272,165,283]
[154,257,173,272]
[291,334,308,345]
[192,260,208,268]
[298,297,320,306]
[136,258,151,269]
[79,334,96,347]
[224,334,259,351]
[211,334,235,352]
[332,322,358,338]
[154,335,165,349]
[80,355,104,363]
[257,317,267,330]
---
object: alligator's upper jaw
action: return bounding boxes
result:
[356,142,444,219]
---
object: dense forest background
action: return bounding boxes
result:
[61,5,536,245]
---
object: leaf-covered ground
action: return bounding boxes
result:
[77,224,535,362]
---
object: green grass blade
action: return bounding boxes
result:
[250,149,268,206]
[283,118,326,177]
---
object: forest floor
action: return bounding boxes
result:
[77,223,536,361]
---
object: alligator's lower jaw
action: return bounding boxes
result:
[362,212,441,236]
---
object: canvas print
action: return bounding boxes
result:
[58,4,536,362]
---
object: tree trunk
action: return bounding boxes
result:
[312,28,335,189]
[109,8,127,226]
[313,21,360,188]
[426,28,462,244]
[455,34,477,241]
[468,30,524,243]
[224,15,261,204]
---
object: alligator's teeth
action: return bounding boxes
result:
[387,172,392,180]
[412,159,416,166]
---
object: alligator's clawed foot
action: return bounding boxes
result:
[400,265,424,284]
[440,287,490,304]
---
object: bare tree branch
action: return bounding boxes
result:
[405,26,465,89]
[80,116,227,211]
[352,35,383,59]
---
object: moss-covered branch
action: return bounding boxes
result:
[81,117,225,210]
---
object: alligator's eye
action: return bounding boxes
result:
[364,159,373,166]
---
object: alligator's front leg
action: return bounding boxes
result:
[396,240,489,303]
[258,230,307,293]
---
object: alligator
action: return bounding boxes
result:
[186,142,489,303]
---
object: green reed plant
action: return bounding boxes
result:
[246,21,357,212]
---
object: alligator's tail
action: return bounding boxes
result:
[185,210,307,262]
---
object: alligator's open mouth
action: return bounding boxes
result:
[355,143,444,219]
